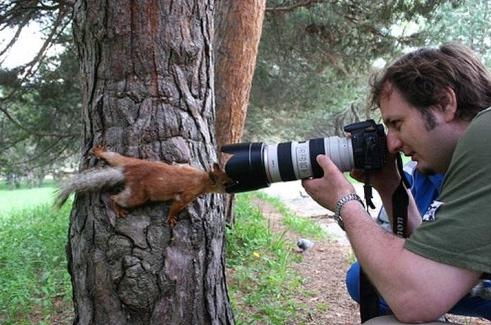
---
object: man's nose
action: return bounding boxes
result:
[386,131,403,153]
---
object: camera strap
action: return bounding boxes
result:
[392,154,411,237]
[359,153,410,322]
[359,172,379,322]
[363,176,377,210]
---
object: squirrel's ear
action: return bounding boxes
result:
[212,163,221,172]
[208,170,218,184]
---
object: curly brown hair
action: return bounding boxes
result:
[370,43,491,126]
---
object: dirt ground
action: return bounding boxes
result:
[254,198,490,325]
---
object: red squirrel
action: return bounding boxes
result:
[55,146,232,226]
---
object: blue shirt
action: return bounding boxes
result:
[377,161,444,226]
[411,169,444,216]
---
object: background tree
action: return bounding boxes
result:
[214,0,266,224]
[214,0,266,150]
[0,0,468,176]
[0,1,77,185]
[246,0,451,141]
[66,0,233,323]
[0,43,80,185]
[425,0,491,64]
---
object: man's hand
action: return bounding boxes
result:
[349,152,401,198]
[301,155,355,211]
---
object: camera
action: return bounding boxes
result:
[221,119,387,193]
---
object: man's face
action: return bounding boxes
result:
[379,85,458,174]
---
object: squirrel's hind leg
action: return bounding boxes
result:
[110,186,146,217]
[110,199,128,218]
[167,203,184,227]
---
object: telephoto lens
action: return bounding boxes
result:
[221,119,386,193]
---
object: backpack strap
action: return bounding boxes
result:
[359,267,380,322]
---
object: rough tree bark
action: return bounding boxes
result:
[214,0,266,224]
[68,1,234,324]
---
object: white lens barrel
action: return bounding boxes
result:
[264,136,354,183]
[292,141,312,179]
[324,137,354,172]
[265,144,282,183]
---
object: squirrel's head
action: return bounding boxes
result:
[208,163,232,193]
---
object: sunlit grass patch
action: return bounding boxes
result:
[253,191,326,240]
[0,186,57,216]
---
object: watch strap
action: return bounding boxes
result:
[334,193,364,230]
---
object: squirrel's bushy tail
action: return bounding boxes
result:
[54,167,125,208]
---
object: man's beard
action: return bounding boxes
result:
[416,164,437,176]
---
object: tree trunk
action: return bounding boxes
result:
[214,0,265,149]
[69,1,233,324]
[214,0,266,224]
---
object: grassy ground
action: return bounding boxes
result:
[0,187,324,324]
[0,186,57,216]
[226,193,325,324]
[253,191,326,240]
[0,201,72,324]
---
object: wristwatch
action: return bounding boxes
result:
[334,193,365,230]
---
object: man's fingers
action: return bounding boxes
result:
[316,154,335,173]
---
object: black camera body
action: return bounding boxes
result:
[344,119,386,171]
[221,119,387,193]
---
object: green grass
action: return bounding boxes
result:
[0,187,317,324]
[0,203,72,324]
[0,186,57,216]
[226,193,308,325]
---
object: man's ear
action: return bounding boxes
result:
[442,87,458,122]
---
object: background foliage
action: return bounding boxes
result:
[1,0,76,186]
[246,0,457,141]
[2,0,490,181]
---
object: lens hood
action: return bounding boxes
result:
[221,143,271,193]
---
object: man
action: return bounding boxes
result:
[346,164,445,315]
[302,43,491,323]
[346,166,491,320]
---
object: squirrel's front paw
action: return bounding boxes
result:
[90,145,107,156]
[167,215,177,228]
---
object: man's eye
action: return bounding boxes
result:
[392,120,402,130]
